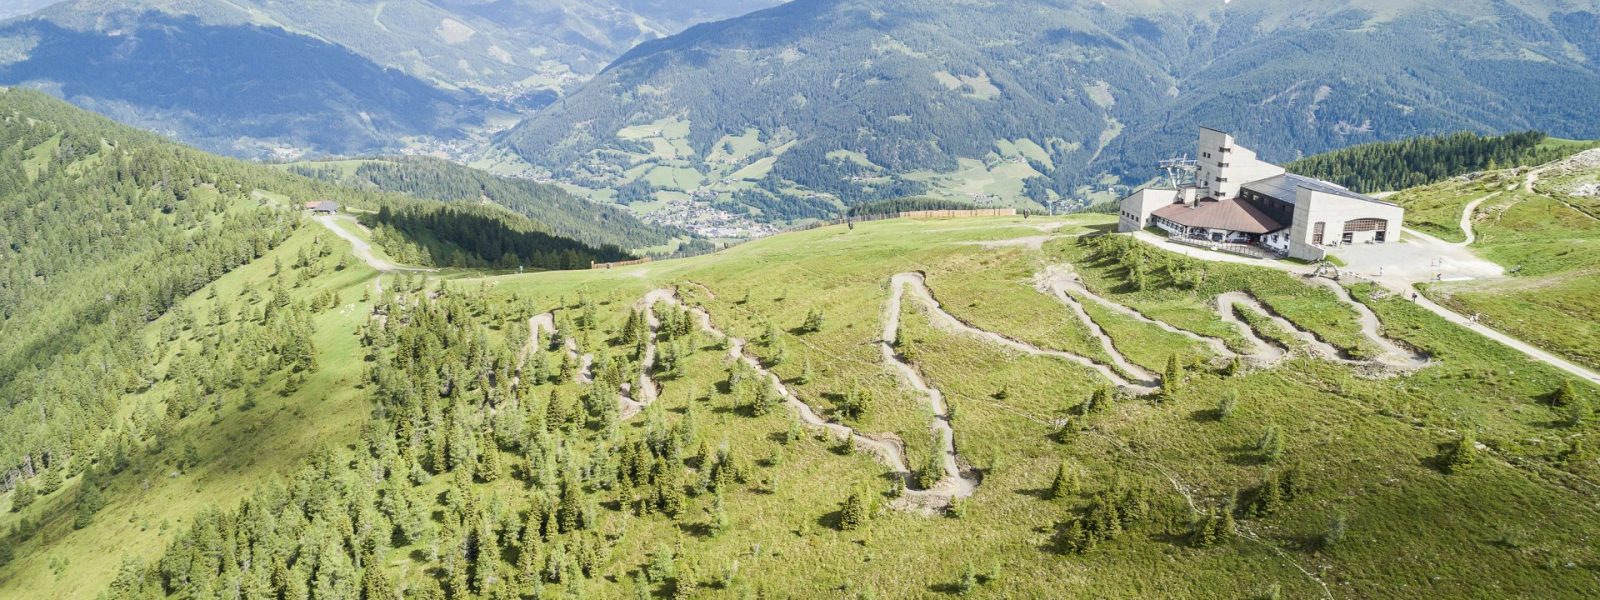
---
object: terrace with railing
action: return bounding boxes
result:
[1165,232,1285,260]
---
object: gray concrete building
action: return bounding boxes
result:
[1117,127,1404,261]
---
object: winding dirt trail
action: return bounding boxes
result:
[1038,266,1287,367]
[616,290,678,420]
[1454,192,1500,246]
[660,287,995,511]
[892,272,1159,394]
[883,274,984,504]
[1216,293,1351,365]
[527,313,594,385]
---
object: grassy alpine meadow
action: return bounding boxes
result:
[1401,161,1600,371]
[7,214,1600,599]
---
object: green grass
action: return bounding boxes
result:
[0,227,384,597]
[9,214,1600,599]
[1397,158,1600,370]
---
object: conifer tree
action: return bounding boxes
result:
[839,489,868,531]
[1048,460,1079,500]
[1161,354,1184,401]
[1552,379,1579,407]
[10,478,34,512]
[1444,431,1481,474]
[802,307,825,334]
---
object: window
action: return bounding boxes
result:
[1202,152,1212,159]
[1342,232,1354,244]
[1215,176,1228,182]
[1312,222,1325,245]
[1343,218,1387,232]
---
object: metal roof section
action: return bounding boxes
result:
[1242,173,1395,206]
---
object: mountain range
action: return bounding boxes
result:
[498,0,1600,212]
[0,0,780,157]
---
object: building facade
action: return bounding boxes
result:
[1118,127,1404,261]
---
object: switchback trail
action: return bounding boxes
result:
[664,288,971,512]
[617,290,677,420]
[1036,266,1285,367]
[892,272,1159,394]
[527,313,595,385]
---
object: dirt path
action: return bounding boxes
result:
[883,274,984,506]
[1216,293,1354,365]
[657,294,924,504]
[1454,192,1500,246]
[617,289,678,419]
[1304,279,1430,370]
[314,215,432,273]
[893,272,1159,394]
[527,313,594,385]
[1036,265,1252,363]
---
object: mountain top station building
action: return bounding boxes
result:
[1117,127,1404,261]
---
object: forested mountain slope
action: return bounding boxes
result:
[0,0,781,157]
[288,156,680,252]
[500,0,1600,214]
[0,88,628,501]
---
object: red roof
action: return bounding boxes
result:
[1151,197,1284,234]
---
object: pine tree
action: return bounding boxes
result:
[10,478,35,512]
[957,563,978,596]
[1322,511,1348,550]
[1552,380,1579,407]
[839,489,868,531]
[1257,425,1284,463]
[1161,354,1184,401]
[1048,461,1079,500]
[1217,390,1238,421]
[360,565,402,600]
[802,307,825,333]
[476,436,502,483]
[1444,431,1481,474]
[917,432,947,489]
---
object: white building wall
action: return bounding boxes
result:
[1195,127,1284,199]
[1117,188,1179,233]
[1287,189,1407,261]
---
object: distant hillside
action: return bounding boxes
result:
[1288,131,1600,193]
[0,1,60,20]
[0,0,782,157]
[288,156,680,252]
[499,0,1600,215]
[0,12,484,157]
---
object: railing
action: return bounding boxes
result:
[1165,233,1284,260]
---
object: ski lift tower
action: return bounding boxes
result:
[1158,155,1198,189]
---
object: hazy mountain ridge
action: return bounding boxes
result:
[0,0,781,157]
[499,0,1600,212]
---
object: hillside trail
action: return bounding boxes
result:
[892,272,1159,394]
[652,292,937,508]
[1124,230,1600,383]
[615,289,678,420]
[1453,192,1500,246]
[527,313,595,385]
[314,214,434,273]
[1035,265,1287,368]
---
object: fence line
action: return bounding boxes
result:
[646,207,1026,264]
